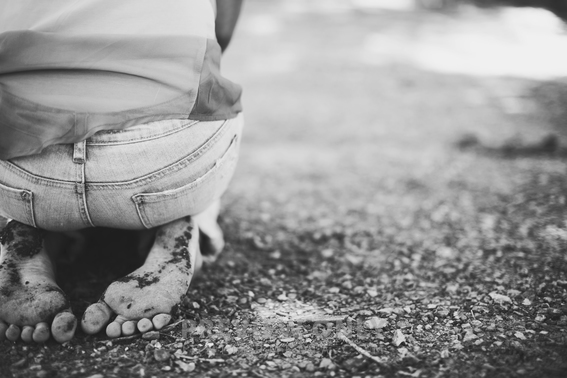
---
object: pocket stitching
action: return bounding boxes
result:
[132,134,239,228]
[0,181,36,227]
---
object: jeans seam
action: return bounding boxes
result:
[74,142,95,228]
[0,160,75,187]
[87,120,199,146]
[133,134,238,203]
[86,118,231,190]
[27,191,37,228]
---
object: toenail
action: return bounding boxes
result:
[137,318,153,333]
[6,325,21,341]
[152,314,172,330]
[106,322,121,338]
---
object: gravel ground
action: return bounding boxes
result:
[1,1,567,377]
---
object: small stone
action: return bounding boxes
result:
[489,292,511,304]
[367,289,378,297]
[514,331,526,340]
[365,317,388,329]
[436,309,450,318]
[547,308,562,320]
[328,287,340,294]
[11,358,26,368]
[175,361,196,372]
[463,330,477,342]
[86,375,104,378]
[225,345,238,355]
[319,358,335,370]
[342,281,353,290]
[256,298,267,304]
[321,249,334,258]
[277,293,288,301]
[392,329,406,346]
[306,363,316,372]
[142,331,160,340]
[154,349,170,362]
[280,338,295,343]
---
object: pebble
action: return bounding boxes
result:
[547,308,562,320]
[142,331,160,340]
[319,358,335,370]
[256,298,267,304]
[436,309,450,318]
[175,361,196,372]
[154,349,170,362]
[365,317,388,329]
[12,358,26,368]
[306,363,316,372]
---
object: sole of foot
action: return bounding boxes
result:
[81,216,198,338]
[0,221,76,343]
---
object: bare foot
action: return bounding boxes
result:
[0,221,76,343]
[81,216,199,338]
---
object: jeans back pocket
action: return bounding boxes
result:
[0,181,36,227]
[132,135,240,229]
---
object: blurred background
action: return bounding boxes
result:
[220,0,567,237]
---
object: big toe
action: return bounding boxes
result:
[52,311,77,343]
[81,301,113,335]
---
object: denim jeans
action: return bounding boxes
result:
[0,114,243,231]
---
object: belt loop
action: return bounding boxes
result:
[73,140,87,164]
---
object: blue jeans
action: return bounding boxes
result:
[0,114,243,231]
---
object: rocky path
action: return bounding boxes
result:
[2,1,567,377]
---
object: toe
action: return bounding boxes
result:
[52,311,77,343]
[0,321,7,341]
[106,315,128,338]
[106,322,122,338]
[21,326,34,343]
[81,301,113,335]
[137,318,153,333]
[6,324,21,341]
[152,314,172,330]
[33,323,50,343]
[122,321,137,336]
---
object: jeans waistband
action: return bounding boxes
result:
[87,118,200,145]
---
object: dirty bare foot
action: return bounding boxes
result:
[0,221,76,343]
[81,216,198,338]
